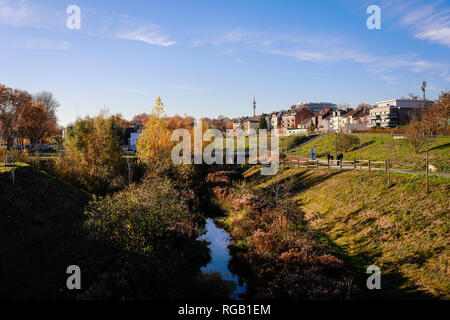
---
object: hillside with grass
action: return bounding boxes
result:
[240,166,450,299]
[0,163,92,298]
[287,134,450,173]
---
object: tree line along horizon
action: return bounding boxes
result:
[1,82,449,193]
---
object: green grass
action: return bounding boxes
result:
[287,133,450,172]
[245,166,450,298]
[0,162,29,173]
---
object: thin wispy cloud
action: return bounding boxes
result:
[415,27,450,47]
[383,0,450,48]
[380,75,402,85]
[213,30,254,44]
[116,25,175,47]
[208,27,445,83]
[0,0,64,29]
[0,0,175,47]
[21,38,71,50]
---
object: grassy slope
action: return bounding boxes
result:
[0,163,92,298]
[247,166,449,298]
[287,134,450,173]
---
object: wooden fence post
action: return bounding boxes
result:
[368,160,371,172]
[387,160,390,188]
[354,160,356,169]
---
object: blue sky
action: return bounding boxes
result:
[1,0,449,126]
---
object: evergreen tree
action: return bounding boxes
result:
[258,115,268,130]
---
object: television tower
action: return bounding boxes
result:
[253,96,256,117]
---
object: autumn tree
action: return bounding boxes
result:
[211,116,230,132]
[405,90,450,153]
[111,113,131,146]
[21,102,57,145]
[338,103,351,110]
[112,113,131,128]
[130,113,151,130]
[166,114,194,131]
[137,97,173,166]
[423,90,450,135]
[405,120,425,154]
[60,111,124,193]
[357,103,372,109]
[33,91,59,123]
[0,84,33,149]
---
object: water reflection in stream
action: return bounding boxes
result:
[200,218,246,300]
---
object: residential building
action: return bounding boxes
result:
[271,111,284,130]
[341,104,372,132]
[293,102,337,114]
[314,107,334,132]
[230,116,261,135]
[368,99,433,128]
[263,113,272,130]
[245,116,260,134]
[345,104,372,124]
[232,117,246,130]
[328,108,351,133]
[281,107,314,130]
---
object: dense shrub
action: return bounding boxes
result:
[0,146,6,162]
[336,133,360,152]
[80,168,234,299]
[55,112,125,193]
[84,176,196,255]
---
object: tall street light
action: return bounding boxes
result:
[422,81,429,194]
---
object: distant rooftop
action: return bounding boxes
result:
[296,102,337,106]
[376,98,433,104]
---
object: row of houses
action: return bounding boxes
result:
[63,98,432,150]
[230,98,433,135]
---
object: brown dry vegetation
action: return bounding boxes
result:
[207,171,358,300]
[243,166,449,299]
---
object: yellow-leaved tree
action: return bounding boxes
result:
[137,97,173,165]
[58,110,124,193]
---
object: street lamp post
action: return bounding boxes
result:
[360,140,362,183]
[422,81,429,194]
[334,132,337,166]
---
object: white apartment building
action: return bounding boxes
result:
[328,109,350,133]
[368,99,432,128]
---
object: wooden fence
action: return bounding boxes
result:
[281,154,394,188]
[281,155,319,168]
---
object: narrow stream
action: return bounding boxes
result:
[200,218,246,299]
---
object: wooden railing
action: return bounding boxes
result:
[282,154,390,171]
[281,155,319,168]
